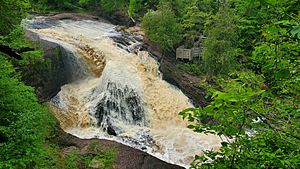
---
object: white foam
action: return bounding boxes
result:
[28,18,221,168]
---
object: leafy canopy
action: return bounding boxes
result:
[180,71,300,168]
[142,0,183,52]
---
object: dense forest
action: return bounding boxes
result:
[1,0,299,168]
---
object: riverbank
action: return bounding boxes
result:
[24,12,209,107]
[23,12,211,169]
[52,128,183,169]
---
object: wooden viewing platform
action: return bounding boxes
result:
[176,46,201,61]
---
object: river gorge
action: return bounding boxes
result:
[24,14,221,168]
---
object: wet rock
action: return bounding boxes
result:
[23,32,70,101]
[35,13,109,23]
[136,35,208,106]
[55,130,184,169]
[142,156,182,169]
[23,18,57,29]
[111,28,144,55]
[23,30,89,102]
[159,54,209,107]
[94,82,147,135]
[107,124,118,136]
[107,11,134,27]
[118,129,155,151]
[23,13,199,168]
[142,37,162,61]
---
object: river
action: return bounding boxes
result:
[25,15,221,168]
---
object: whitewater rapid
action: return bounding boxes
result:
[26,17,221,168]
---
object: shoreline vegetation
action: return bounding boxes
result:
[1,0,299,168]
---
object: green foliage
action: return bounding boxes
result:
[176,62,204,76]
[0,0,30,35]
[99,0,128,15]
[64,144,116,169]
[180,71,266,136]
[0,26,27,48]
[128,0,142,18]
[30,0,82,11]
[78,0,128,15]
[65,149,80,169]
[193,130,300,169]
[86,142,117,169]
[177,1,300,168]
[1,26,46,66]
[142,1,182,52]
[181,0,208,46]
[0,54,59,168]
[180,71,300,168]
[0,5,61,166]
[250,19,300,96]
[202,9,240,77]
[140,0,160,10]
[1,0,299,168]
[77,0,97,11]
[232,0,300,54]
[85,147,116,169]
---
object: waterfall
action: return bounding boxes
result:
[26,17,221,168]
[86,61,149,135]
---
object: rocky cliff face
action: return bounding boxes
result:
[24,31,64,101]
[159,54,210,107]
[24,31,90,101]
[140,40,209,107]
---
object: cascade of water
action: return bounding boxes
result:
[42,36,91,82]
[27,17,221,168]
[86,61,149,135]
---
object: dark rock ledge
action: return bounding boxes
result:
[56,129,184,169]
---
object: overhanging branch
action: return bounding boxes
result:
[0,45,34,60]
[250,107,300,140]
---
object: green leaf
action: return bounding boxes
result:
[291,26,300,35]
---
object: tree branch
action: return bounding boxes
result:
[250,108,300,140]
[0,45,34,60]
[230,110,246,168]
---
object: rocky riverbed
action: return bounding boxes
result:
[22,13,214,169]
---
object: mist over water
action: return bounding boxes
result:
[27,17,221,168]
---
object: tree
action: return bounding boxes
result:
[128,0,141,18]
[0,54,58,168]
[250,19,300,96]
[181,0,208,46]
[202,7,239,77]
[142,1,182,52]
[179,1,300,168]
[99,0,128,15]
[0,1,61,167]
[0,0,30,35]
[180,71,300,168]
